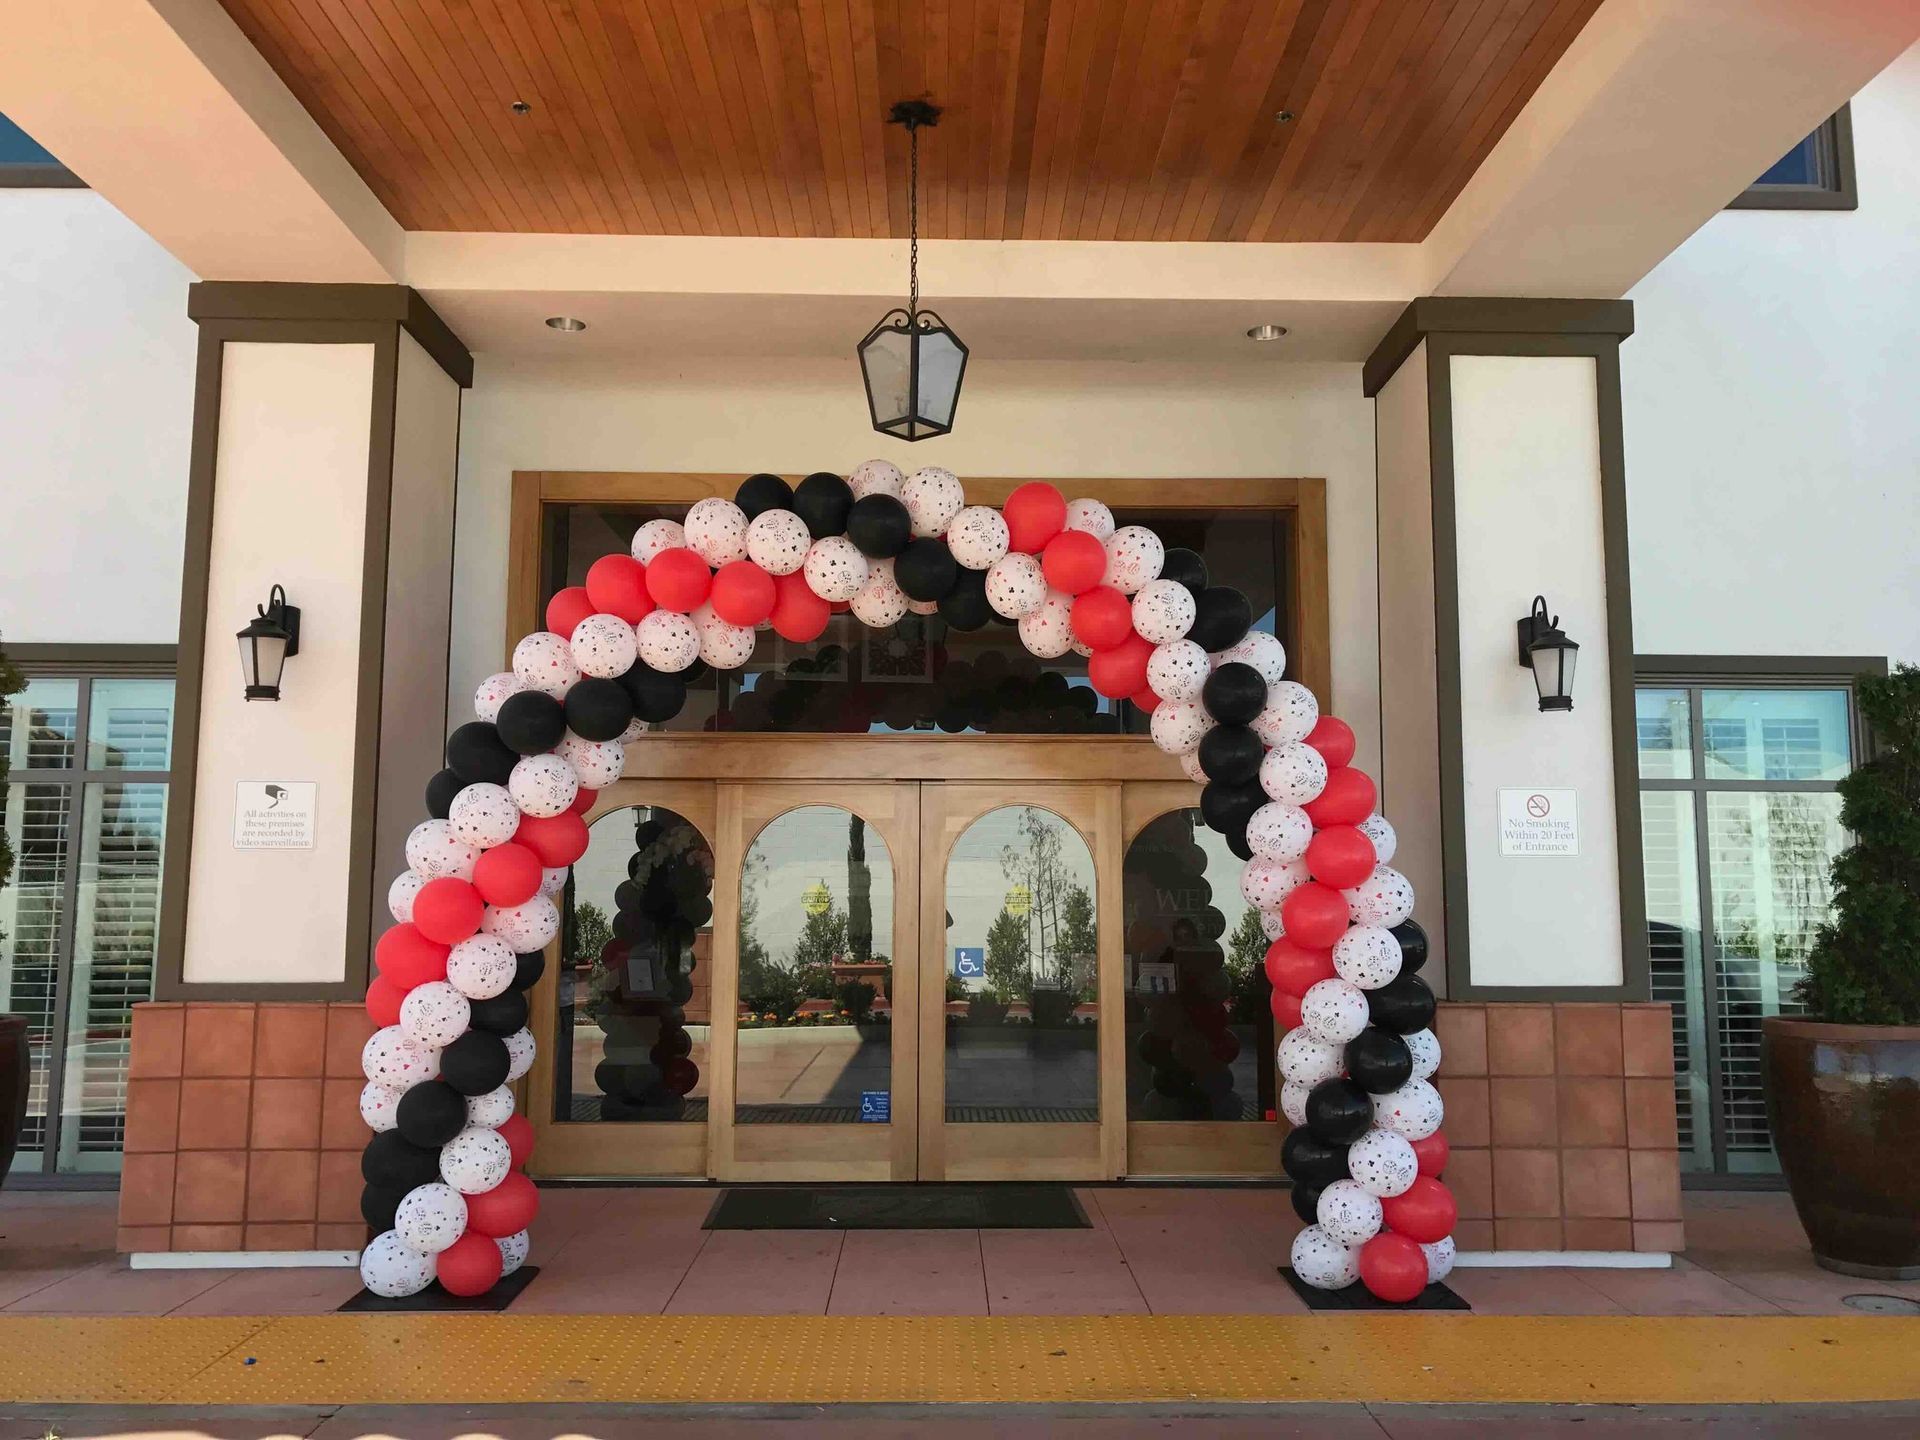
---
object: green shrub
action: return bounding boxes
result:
[835,979,877,1021]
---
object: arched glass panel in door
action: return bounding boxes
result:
[558,806,714,1122]
[1123,809,1273,1120]
[735,806,895,1122]
[943,806,1098,1121]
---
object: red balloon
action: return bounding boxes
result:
[473,842,543,908]
[544,585,596,639]
[1380,1176,1457,1245]
[1264,937,1336,994]
[585,554,653,624]
[710,560,776,627]
[435,1231,504,1297]
[1304,715,1357,769]
[1041,529,1108,595]
[1305,825,1377,890]
[1070,586,1134,651]
[1359,1231,1429,1303]
[568,786,598,817]
[514,811,589,868]
[365,973,403,1028]
[770,569,831,642]
[375,923,448,991]
[1002,482,1067,553]
[1280,883,1350,949]
[1304,766,1377,828]
[645,547,712,613]
[498,1112,534,1169]
[1410,1130,1450,1179]
[1087,632,1153,698]
[1269,988,1304,1029]
[1130,686,1162,714]
[465,1169,540,1237]
[412,877,483,945]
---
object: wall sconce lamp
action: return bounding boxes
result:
[237,584,300,701]
[1516,595,1578,712]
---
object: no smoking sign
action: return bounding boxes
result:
[1498,787,1578,857]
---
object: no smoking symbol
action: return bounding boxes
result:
[1526,794,1552,818]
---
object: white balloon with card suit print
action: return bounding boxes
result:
[1102,525,1164,594]
[619,716,648,743]
[1332,925,1403,990]
[947,506,1010,570]
[1178,749,1207,785]
[634,610,700,672]
[848,457,904,500]
[1347,1126,1420,1198]
[1252,681,1319,748]
[1018,592,1077,659]
[803,535,868,602]
[1247,802,1313,863]
[512,631,579,699]
[630,517,686,565]
[1345,864,1416,928]
[1146,639,1210,702]
[362,1024,441,1091]
[745,509,812,576]
[473,672,520,724]
[1277,1026,1346,1086]
[1290,1225,1361,1289]
[1064,497,1115,540]
[401,980,471,1048]
[696,614,755,670]
[406,820,479,882]
[466,1085,516,1129]
[1131,579,1195,645]
[482,894,560,952]
[448,783,520,849]
[1216,629,1288,687]
[683,496,750,566]
[539,866,569,897]
[1241,855,1308,910]
[1372,1078,1444,1140]
[508,754,578,819]
[1280,1079,1312,1127]
[1260,906,1287,941]
[1150,698,1215,756]
[906,597,939,616]
[568,613,637,679]
[1317,1179,1385,1246]
[504,1027,537,1082]
[1357,813,1398,866]
[360,1229,436,1298]
[497,1228,532,1277]
[388,870,425,925]
[984,552,1047,618]
[850,557,910,627]
[1301,977,1371,1045]
[395,1181,468,1254]
[439,1124,512,1195]
[359,1080,403,1132]
[901,467,966,537]
[1422,1234,1457,1283]
[1404,1027,1441,1083]
[447,933,517,1001]
[557,732,626,789]
[1260,741,1328,805]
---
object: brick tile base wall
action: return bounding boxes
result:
[119,1001,376,1254]
[1433,1001,1683,1253]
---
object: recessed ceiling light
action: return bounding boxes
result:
[1275,110,1295,124]
[545,316,587,332]
[1246,323,1288,341]
[511,100,532,115]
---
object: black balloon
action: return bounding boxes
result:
[496,690,567,755]
[938,566,993,631]
[511,950,546,992]
[620,662,688,724]
[425,767,462,820]
[361,1182,407,1232]
[1344,1026,1415,1093]
[440,1029,510,1095]
[1391,919,1429,973]
[847,494,913,557]
[895,538,958,601]
[1202,662,1268,726]
[792,471,853,538]
[1225,829,1254,861]
[565,677,634,742]
[445,721,518,786]
[1160,547,1208,595]
[1188,587,1253,653]
[1280,1128,1351,1189]
[395,1079,468,1148]
[1197,724,1263,785]
[1305,1078,1375,1145]
[1289,1183,1322,1226]
[1367,972,1437,1036]
[468,987,530,1036]
[735,472,793,519]
[361,1130,441,1190]
[1199,778,1265,840]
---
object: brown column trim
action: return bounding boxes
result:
[186,282,473,389]
[1363,297,1636,398]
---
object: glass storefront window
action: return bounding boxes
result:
[1701,688,1851,782]
[1635,688,1692,780]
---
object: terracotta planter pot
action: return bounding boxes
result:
[0,1014,27,1185]
[1763,1016,1920,1279]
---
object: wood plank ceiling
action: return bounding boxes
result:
[218,0,1603,242]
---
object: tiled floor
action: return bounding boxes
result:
[3,1185,1918,1318]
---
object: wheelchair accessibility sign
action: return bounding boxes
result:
[952,946,985,979]
[860,1091,890,1123]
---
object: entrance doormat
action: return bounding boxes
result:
[339,1265,540,1312]
[706,1184,1090,1230]
[1278,1266,1470,1311]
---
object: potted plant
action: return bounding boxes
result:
[1765,663,1920,1278]
[0,641,27,1185]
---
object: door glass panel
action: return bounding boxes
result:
[943,805,1098,1121]
[1124,809,1270,1121]
[1701,689,1851,782]
[1640,790,1711,1171]
[735,806,895,1123]
[560,806,713,1122]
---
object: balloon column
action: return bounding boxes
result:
[360,464,1450,1301]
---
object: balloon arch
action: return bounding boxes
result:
[357,464,1455,1303]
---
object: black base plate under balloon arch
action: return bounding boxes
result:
[340,1264,540,1313]
[1278,1266,1469,1311]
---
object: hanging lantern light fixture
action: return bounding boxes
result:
[858,100,968,442]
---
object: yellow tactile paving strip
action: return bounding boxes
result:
[1,1314,1916,1406]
